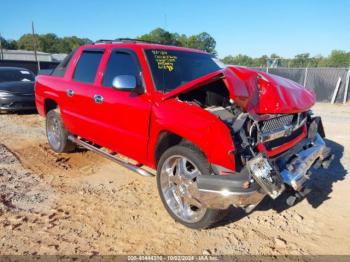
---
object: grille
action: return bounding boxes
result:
[261,115,294,132]
[264,127,303,150]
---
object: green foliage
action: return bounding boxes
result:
[1,29,349,68]
[9,33,92,53]
[222,51,350,68]
[137,28,216,54]
[318,50,350,68]
[17,34,37,51]
[138,28,180,46]
[185,32,216,54]
[0,37,17,49]
[289,53,311,67]
[222,54,254,66]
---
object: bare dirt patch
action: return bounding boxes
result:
[0,104,349,255]
[0,144,54,213]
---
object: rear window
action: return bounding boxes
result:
[0,69,35,83]
[51,50,75,77]
[73,50,104,83]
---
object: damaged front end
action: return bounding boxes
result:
[195,109,334,212]
[169,66,333,212]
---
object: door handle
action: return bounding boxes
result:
[67,89,74,97]
[94,94,104,104]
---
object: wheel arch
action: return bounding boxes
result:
[44,98,59,115]
[154,130,208,168]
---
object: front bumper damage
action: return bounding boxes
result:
[195,133,333,210]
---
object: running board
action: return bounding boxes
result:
[68,135,154,177]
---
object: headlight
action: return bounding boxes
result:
[308,118,319,141]
[0,91,14,97]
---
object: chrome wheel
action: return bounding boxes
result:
[47,115,62,150]
[160,155,206,223]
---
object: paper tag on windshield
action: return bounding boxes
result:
[20,71,30,75]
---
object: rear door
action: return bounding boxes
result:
[89,49,152,163]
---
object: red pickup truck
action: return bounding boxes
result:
[35,39,333,229]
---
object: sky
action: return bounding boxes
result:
[0,0,349,58]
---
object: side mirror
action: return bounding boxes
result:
[112,75,137,91]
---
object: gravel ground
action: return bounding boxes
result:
[0,103,349,255]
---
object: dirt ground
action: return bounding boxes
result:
[0,103,349,255]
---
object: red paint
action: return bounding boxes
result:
[227,66,315,114]
[35,42,315,172]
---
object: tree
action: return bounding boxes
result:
[252,55,269,67]
[221,54,254,66]
[17,34,38,51]
[0,37,17,50]
[16,33,91,53]
[185,32,216,54]
[138,28,180,45]
[138,28,217,54]
[39,33,60,53]
[289,53,311,67]
[319,50,350,68]
[55,36,92,53]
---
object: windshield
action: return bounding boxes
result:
[0,69,35,83]
[145,49,223,92]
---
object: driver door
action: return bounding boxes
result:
[89,49,152,164]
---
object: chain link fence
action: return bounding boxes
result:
[251,67,350,103]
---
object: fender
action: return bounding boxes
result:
[147,98,236,170]
[35,75,61,116]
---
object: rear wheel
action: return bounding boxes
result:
[46,109,76,153]
[157,144,227,229]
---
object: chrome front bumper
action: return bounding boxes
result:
[194,176,266,210]
[280,134,332,191]
[195,134,332,210]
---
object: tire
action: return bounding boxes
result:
[157,144,227,229]
[46,109,76,153]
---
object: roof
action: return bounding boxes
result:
[85,39,208,54]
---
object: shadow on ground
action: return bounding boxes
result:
[215,139,347,228]
[0,109,38,115]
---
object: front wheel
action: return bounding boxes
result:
[157,144,227,229]
[46,109,76,153]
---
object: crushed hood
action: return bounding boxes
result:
[162,66,315,114]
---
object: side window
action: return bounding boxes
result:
[102,51,140,87]
[51,49,75,77]
[73,50,104,83]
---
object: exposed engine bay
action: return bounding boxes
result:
[178,79,334,207]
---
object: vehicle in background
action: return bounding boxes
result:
[0,67,36,113]
[38,69,54,76]
[35,39,333,229]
